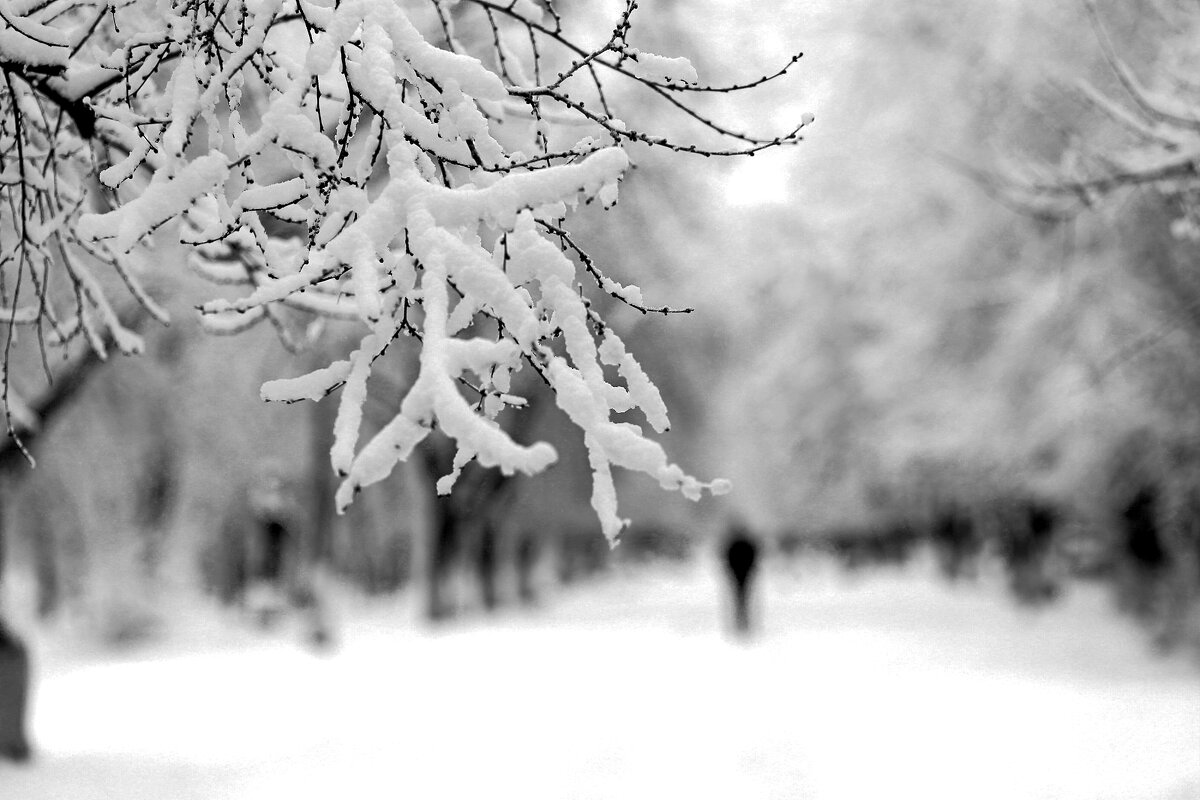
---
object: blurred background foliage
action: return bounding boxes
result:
[2,0,1200,658]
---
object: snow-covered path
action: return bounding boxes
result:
[2,560,1198,800]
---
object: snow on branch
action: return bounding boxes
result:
[0,0,803,540]
[988,3,1200,228]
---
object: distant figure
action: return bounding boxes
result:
[515,531,539,605]
[204,466,320,639]
[1117,485,1169,619]
[1122,487,1167,569]
[1003,501,1061,605]
[244,475,298,628]
[723,527,760,635]
[931,506,980,581]
[0,620,31,762]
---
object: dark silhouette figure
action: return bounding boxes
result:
[1118,485,1170,619]
[723,528,760,635]
[202,470,332,647]
[1123,487,1167,569]
[1002,501,1061,605]
[260,518,290,582]
[0,620,31,762]
[246,508,296,629]
[204,472,299,609]
[931,507,980,581]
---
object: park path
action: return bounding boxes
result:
[1,557,1198,800]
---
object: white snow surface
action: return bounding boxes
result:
[2,560,1198,800]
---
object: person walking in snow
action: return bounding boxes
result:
[723,526,760,636]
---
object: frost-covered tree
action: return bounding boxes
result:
[0,0,808,541]
[697,0,1176,544]
[995,1,1200,222]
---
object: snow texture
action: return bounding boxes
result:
[0,0,68,69]
[4,562,1199,800]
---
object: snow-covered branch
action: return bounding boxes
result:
[993,3,1200,227]
[0,0,806,540]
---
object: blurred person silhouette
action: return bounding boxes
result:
[723,526,760,636]
[0,618,31,762]
[932,505,980,581]
[243,467,297,628]
[248,468,334,648]
[1117,485,1168,620]
[207,464,333,648]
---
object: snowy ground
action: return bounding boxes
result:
[2,557,1198,800]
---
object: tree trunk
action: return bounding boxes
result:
[0,507,31,762]
[296,367,340,649]
[424,500,459,622]
[476,522,498,611]
[308,387,337,569]
[0,306,147,759]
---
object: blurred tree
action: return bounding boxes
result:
[697,0,1183,573]
[985,0,1200,646]
[998,2,1200,222]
